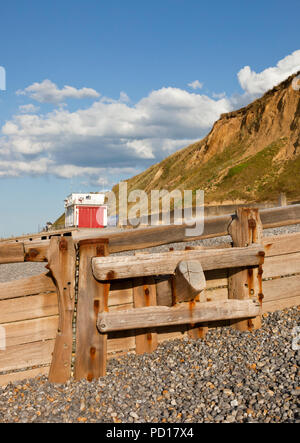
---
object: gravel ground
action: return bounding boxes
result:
[0,308,299,423]
[0,224,299,423]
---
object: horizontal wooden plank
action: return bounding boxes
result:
[0,243,24,264]
[205,287,228,302]
[1,316,59,347]
[157,324,187,343]
[24,242,49,262]
[98,299,261,332]
[74,214,233,253]
[108,280,133,307]
[71,204,300,253]
[263,275,300,302]
[2,205,300,256]
[0,293,58,324]
[262,296,300,313]
[0,227,77,244]
[263,232,300,257]
[0,366,50,386]
[260,204,300,229]
[0,273,56,301]
[205,269,228,289]
[92,244,264,280]
[263,252,300,279]
[107,333,136,355]
[108,303,133,313]
[0,340,55,373]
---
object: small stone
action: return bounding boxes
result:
[130,412,139,420]
[226,415,236,423]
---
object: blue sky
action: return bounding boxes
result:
[0,0,300,237]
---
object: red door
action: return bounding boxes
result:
[78,206,105,228]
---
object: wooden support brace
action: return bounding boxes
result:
[97,299,261,332]
[92,244,264,280]
[47,237,76,383]
[228,208,264,331]
[133,277,158,354]
[187,294,209,340]
[75,239,110,381]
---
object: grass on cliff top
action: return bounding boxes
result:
[205,139,292,202]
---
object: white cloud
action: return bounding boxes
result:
[238,50,300,95]
[212,92,226,99]
[188,80,203,90]
[119,91,130,103]
[0,86,231,182]
[2,49,299,185]
[16,79,100,104]
[19,104,40,113]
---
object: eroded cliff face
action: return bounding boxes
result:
[117,71,300,204]
[202,72,300,162]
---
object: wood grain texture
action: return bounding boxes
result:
[92,244,264,280]
[72,204,300,253]
[0,292,58,324]
[174,260,206,303]
[263,275,300,302]
[133,277,158,354]
[24,242,49,262]
[0,243,25,264]
[48,237,76,384]
[263,232,300,257]
[262,296,300,313]
[75,240,110,381]
[260,204,300,229]
[263,252,300,279]
[108,279,134,307]
[0,272,56,301]
[1,316,58,347]
[0,340,55,373]
[73,214,232,252]
[0,366,50,386]
[228,208,263,331]
[97,299,261,332]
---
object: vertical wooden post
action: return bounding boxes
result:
[48,237,76,383]
[133,276,158,354]
[187,293,209,340]
[278,193,287,207]
[75,239,110,381]
[228,208,264,331]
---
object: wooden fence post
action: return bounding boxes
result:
[187,295,209,340]
[278,193,287,207]
[47,237,76,383]
[228,208,264,331]
[75,239,110,381]
[133,276,158,354]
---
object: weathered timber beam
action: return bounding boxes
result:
[73,214,231,252]
[0,243,25,264]
[92,244,265,281]
[97,299,261,332]
[24,242,49,262]
[263,232,300,257]
[72,204,300,254]
[260,204,300,229]
[2,205,299,259]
